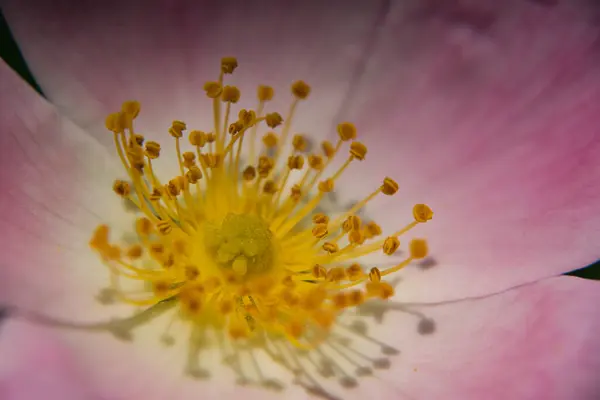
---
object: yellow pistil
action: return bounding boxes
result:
[91,57,433,396]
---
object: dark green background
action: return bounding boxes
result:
[1,10,598,280]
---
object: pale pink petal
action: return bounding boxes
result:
[368,275,600,400]
[333,0,600,301]
[0,60,133,318]
[10,276,599,400]
[2,0,387,149]
[0,320,97,400]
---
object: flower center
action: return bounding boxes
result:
[205,213,275,277]
[87,56,434,395]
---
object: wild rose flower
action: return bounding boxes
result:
[1,1,599,399]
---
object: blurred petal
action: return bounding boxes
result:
[368,275,600,400]
[0,60,132,316]
[0,320,97,400]
[2,0,388,148]
[8,276,598,399]
[336,0,600,301]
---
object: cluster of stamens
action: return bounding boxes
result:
[88,56,433,395]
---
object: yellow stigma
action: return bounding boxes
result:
[91,56,433,395]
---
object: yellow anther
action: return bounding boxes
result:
[331,292,348,309]
[312,264,327,279]
[186,166,203,184]
[287,155,304,170]
[263,180,278,194]
[89,224,109,249]
[126,244,143,259]
[129,134,145,148]
[346,264,363,281]
[238,109,256,126]
[322,242,339,253]
[121,100,141,119]
[221,57,238,74]
[318,179,334,193]
[206,133,216,143]
[383,237,400,255]
[105,112,126,133]
[312,213,329,225]
[290,185,302,201]
[262,132,278,148]
[337,122,357,141]
[257,156,274,177]
[203,153,223,169]
[135,217,153,236]
[167,179,182,196]
[343,215,361,232]
[218,298,234,314]
[366,221,382,237]
[366,281,394,299]
[282,290,301,307]
[169,120,187,138]
[163,254,175,268]
[349,141,367,160]
[321,141,336,158]
[181,296,203,316]
[150,242,165,256]
[281,275,295,288]
[144,141,161,159]
[348,230,365,245]
[312,223,328,239]
[149,187,163,201]
[286,319,305,338]
[303,287,327,310]
[221,85,241,103]
[152,280,171,297]
[409,239,428,259]
[368,267,381,283]
[312,309,335,329]
[291,80,311,99]
[173,239,187,256]
[112,180,130,197]
[327,267,346,282]
[265,112,283,128]
[228,121,244,135]
[184,265,199,281]
[413,204,434,223]
[103,245,121,261]
[242,166,256,181]
[157,221,172,235]
[381,177,399,195]
[347,290,365,306]
[257,85,274,101]
[182,151,196,165]
[127,145,145,167]
[308,154,325,170]
[292,134,308,152]
[189,130,207,147]
[204,81,223,98]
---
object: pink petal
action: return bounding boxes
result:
[2,0,386,148]
[6,276,598,400]
[334,0,600,301]
[369,275,600,400]
[0,60,132,317]
[0,320,97,400]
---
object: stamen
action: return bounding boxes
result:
[74,57,437,398]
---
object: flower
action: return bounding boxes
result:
[1,1,600,399]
